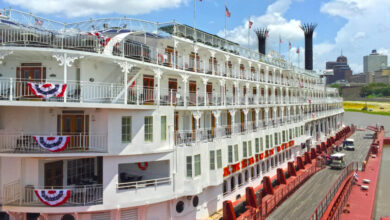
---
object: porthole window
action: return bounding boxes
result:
[176,201,184,213]
[192,196,199,207]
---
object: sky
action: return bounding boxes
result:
[2,0,389,73]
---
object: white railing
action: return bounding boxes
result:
[0,133,107,153]
[2,181,103,206]
[117,177,171,190]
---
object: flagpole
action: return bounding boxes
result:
[248,16,250,49]
[225,0,227,38]
[279,35,281,56]
[194,0,196,41]
[298,48,300,68]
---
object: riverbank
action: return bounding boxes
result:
[344,101,390,116]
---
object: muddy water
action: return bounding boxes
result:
[374,146,390,219]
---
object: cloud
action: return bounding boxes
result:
[317,0,390,73]
[218,0,303,54]
[5,0,186,17]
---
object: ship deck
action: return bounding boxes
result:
[268,130,373,220]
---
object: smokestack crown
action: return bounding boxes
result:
[254,28,269,55]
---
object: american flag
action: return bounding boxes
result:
[296,47,300,54]
[35,18,43,26]
[225,6,231,18]
[265,31,269,38]
[279,37,282,44]
[249,21,253,29]
[289,42,292,49]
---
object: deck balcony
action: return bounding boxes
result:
[0,132,107,154]
[2,180,103,207]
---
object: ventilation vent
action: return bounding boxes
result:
[91,212,111,220]
[120,209,138,220]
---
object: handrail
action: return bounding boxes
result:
[117,177,171,189]
[308,162,358,220]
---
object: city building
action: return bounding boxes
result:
[363,50,388,73]
[0,9,344,220]
[349,72,373,84]
[325,54,353,84]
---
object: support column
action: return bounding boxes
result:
[52,53,84,103]
[220,79,226,106]
[153,68,163,106]
[256,85,260,105]
[265,66,269,83]
[229,109,236,134]
[255,108,260,129]
[192,111,203,141]
[243,109,249,131]
[245,83,249,106]
[202,77,209,106]
[264,107,269,126]
[212,110,221,137]
[181,74,189,107]
[193,45,199,73]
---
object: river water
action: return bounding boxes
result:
[344,112,390,219]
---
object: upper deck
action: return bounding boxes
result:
[0,9,317,77]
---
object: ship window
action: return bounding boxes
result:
[144,116,153,142]
[261,162,266,173]
[209,150,215,170]
[243,142,247,158]
[274,132,278,146]
[194,154,201,176]
[238,174,242,186]
[217,150,222,169]
[176,201,184,213]
[61,214,75,220]
[192,196,199,207]
[228,145,233,163]
[271,157,275,168]
[248,141,252,156]
[67,158,96,185]
[230,177,235,191]
[161,116,167,141]
[245,170,249,182]
[186,156,192,177]
[256,164,260,176]
[255,138,259,153]
[260,138,264,151]
[223,181,227,194]
[234,144,239,162]
[251,167,255,178]
[121,116,132,142]
[289,129,292,140]
[265,135,269,149]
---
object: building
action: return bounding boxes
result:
[363,50,388,73]
[0,9,344,220]
[349,72,374,84]
[373,67,390,84]
[325,54,353,84]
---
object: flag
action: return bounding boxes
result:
[279,37,282,44]
[265,31,269,38]
[289,42,292,49]
[35,18,43,26]
[225,6,231,18]
[296,48,300,54]
[249,21,253,29]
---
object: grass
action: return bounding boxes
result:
[343,101,390,116]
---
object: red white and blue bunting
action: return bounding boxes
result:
[33,136,70,152]
[27,82,67,99]
[34,189,71,206]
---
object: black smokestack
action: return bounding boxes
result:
[300,23,317,70]
[254,28,268,55]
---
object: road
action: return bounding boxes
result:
[267,130,373,220]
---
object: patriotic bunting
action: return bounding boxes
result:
[33,136,70,152]
[27,82,67,99]
[34,189,71,206]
